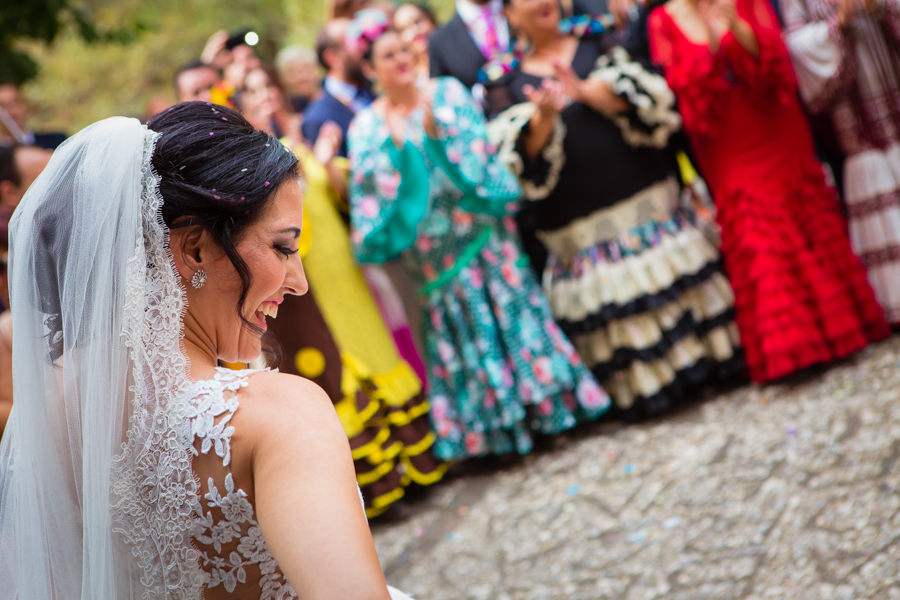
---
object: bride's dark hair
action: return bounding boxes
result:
[147,102,299,332]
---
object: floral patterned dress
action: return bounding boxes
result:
[348,77,610,461]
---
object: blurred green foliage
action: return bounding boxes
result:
[18,0,456,133]
[1,0,147,86]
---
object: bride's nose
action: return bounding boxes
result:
[284,256,309,296]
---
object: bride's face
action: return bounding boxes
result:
[190,177,308,363]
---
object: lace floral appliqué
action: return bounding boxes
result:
[187,368,298,599]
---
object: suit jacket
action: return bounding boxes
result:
[301,91,356,158]
[33,132,66,150]
[428,15,487,90]
[429,0,604,90]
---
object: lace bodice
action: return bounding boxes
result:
[184,368,403,600]
[184,367,299,599]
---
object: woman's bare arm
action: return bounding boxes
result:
[236,372,391,600]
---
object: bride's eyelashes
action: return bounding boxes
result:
[275,244,299,256]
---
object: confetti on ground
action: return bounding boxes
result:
[662,516,682,530]
[372,339,900,599]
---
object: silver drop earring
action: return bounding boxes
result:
[191,270,207,289]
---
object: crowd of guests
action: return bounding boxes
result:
[1,0,899,519]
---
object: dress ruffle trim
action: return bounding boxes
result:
[716,169,890,382]
[335,354,423,437]
[488,102,567,201]
[605,349,745,422]
[546,211,723,328]
[588,46,682,148]
[572,274,741,381]
[596,324,742,412]
[576,301,742,412]
[354,140,431,263]
[548,199,743,414]
[331,352,445,516]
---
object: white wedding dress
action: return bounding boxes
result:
[0,117,412,600]
[182,367,413,599]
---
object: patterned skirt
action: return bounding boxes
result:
[541,178,743,419]
[845,143,900,324]
[415,218,611,461]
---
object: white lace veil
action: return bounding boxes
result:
[0,117,204,599]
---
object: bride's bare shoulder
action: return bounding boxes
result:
[235,371,346,447]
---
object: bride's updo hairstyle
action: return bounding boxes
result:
[147,101,299,326]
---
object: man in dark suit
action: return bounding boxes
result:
[0,83,66,150]
[302,18,373,157]
[429,0,604,91]
[429,0,509,91]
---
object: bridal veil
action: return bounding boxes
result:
[0,117,205,599]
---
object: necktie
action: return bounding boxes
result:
[481,5,499,60]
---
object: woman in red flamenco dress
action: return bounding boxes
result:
[648,0,889,382]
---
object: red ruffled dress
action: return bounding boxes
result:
[648,0,889,383]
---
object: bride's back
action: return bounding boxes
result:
[185,366,388,600]
[0,103,395,600]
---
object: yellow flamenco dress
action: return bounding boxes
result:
[267,142,446,517]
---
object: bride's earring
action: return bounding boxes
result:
[191,269,207,289]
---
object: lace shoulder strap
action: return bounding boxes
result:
[184,368,267,466]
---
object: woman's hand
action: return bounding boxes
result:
[701,0,736,39]
[523,79,567,158]
[385,102,408,149]
[313,121,343,166]
[422,99,439,139]
[552,60,585,105]
[201,30,231,69]
[701,0,759,55]
[524,79,569,119]
[314,121,349,204]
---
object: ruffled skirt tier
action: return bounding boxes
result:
[542,179,743,418]
[716,167,889,382]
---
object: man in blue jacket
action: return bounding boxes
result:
[302,18,374,157]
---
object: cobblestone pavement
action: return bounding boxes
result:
[372,338,900,599]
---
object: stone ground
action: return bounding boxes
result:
[371,337,900,600]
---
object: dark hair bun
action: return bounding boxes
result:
[147,101,299,331]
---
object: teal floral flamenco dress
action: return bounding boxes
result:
[348,77,611,461]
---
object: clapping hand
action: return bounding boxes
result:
[313,121,343,166]
[523,78,570,119]
[700,0,737,39]
[385,102,408,150]
[201,30,231,69]
[422,98,439,139]
[552,60,584,105]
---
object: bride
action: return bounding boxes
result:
[0,103,411,599]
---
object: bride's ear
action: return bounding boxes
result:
[169,225,214,283]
